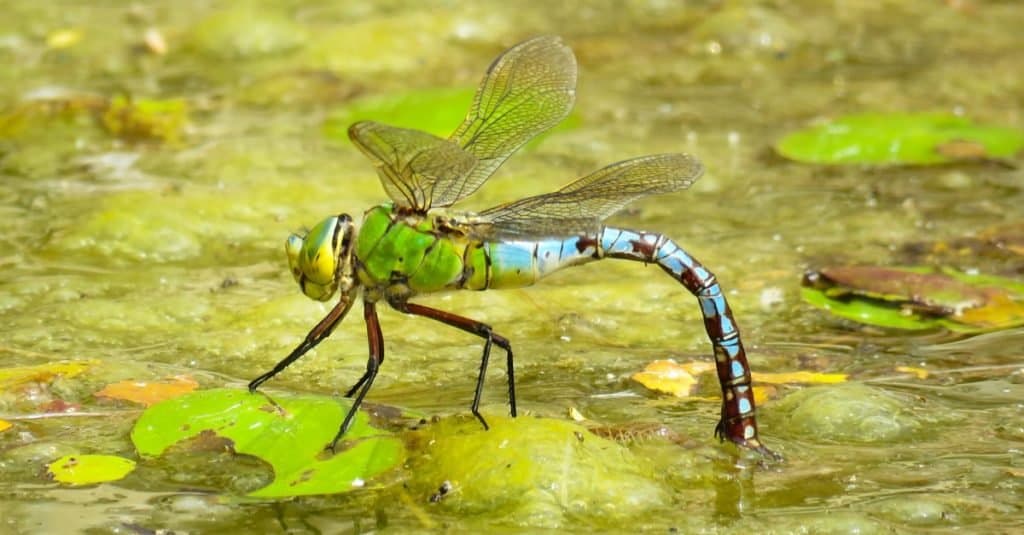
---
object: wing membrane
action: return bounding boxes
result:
[471,154,703,240]
[348,35,577,212]
[348,121,476,211]
[440,35,577,207]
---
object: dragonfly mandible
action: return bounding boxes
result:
[249,35,774,457]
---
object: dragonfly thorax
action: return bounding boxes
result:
[285,214,358,302]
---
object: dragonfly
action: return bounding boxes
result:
[249,35,773,457]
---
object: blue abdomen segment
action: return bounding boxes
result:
[463,227,765,453]
[599,226,764,452]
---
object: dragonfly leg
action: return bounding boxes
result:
[248,295,355,392]
[600,228,778,458]
[389,300,516,429]
[328,299,384,451]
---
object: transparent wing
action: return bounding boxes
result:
[470,154,703,240]
[347,35,577,212]
[438,35,578,207]
[348,121,476,212]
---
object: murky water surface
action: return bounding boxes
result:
[1,1,1023,532]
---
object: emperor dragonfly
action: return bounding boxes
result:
[249,35,773,457]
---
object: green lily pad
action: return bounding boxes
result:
[776,113,1024,165]
[323,87,580,143]
[131,389,404,497]
[802,266,1024,332]
[47,454,136,486]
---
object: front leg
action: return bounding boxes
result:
[327,299,385,451]
[249,294,355,392]
[389,300,516,430]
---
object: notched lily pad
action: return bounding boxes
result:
[131,388,404,497]
[776,113,1024,165]
[802,266,1024,332]
[47,454,136,486]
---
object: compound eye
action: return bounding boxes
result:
[299,217,340,285]
[285,234,305,283]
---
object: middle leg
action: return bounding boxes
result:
[389,300,516,429]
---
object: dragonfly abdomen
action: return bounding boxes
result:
[599,227,765,452]
[461,237,603,290]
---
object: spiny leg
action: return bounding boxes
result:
[390,300,516,429]
[329,299,385,451]
[600,227,777,458]
[249,295,355,392]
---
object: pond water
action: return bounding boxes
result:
[1,0,1023,532]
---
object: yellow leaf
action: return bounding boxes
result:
[895,366,930,379]
[0,419,11,432]
[752,371,848,385]
[567,407,586,422]
[0,360,98,392]
[632,359,711,398]
[752,385,776,405]
[47,454,136,486]
[94,375,198,406]
[47,29,82,49]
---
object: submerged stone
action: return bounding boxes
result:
[772,383,921,443]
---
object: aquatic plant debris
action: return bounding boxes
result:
[802,266,1024,332]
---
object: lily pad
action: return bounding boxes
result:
[47,454,136,486]
[776,113,1024,165]
[323,87,580,143]
[131,388,404,497]
[802,266,1024,332]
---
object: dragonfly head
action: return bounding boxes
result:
[285,214,357,302]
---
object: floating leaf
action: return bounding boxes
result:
[776,113,1024,165]
[95,375,198,406]
[131,389,404,497]
[896,366,930,380]
[0,419,11,432]
[47,454,136,486]
[631,359,714,397]
[0,360,97,392]
[802,266,1024,332]
[46,29,82,49]
[752,371,848,384]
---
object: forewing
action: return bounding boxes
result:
[348,121,476,212]
[472,154,703,240]
[437,35,577,207]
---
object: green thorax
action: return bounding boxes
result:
[355,204,466,297]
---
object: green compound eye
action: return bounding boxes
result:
[299,216,339,286]
[285,233,305,283]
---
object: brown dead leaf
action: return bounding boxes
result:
[94,375,198,406]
